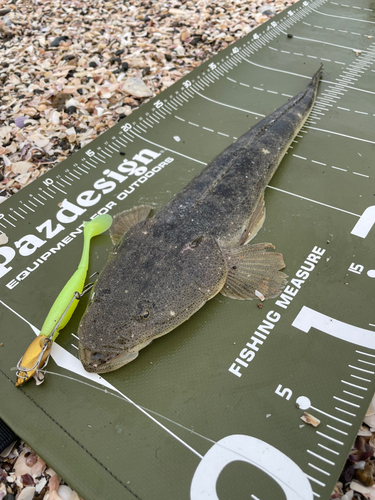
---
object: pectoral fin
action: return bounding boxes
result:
[221,242,287,300]
[110,205,153,244]
[240,195,265,245]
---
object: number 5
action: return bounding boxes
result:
[275,384,292,400]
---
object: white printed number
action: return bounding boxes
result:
[292,306,375,350]
[191,435,313,500]
[121,123,132,132]
[348,263,364,275]
[275,384,292,401]
[154,100,163,109]
[183,80,191,89]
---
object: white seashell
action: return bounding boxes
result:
[175,46,185,56]
[366,393,375,416]
[341,490,354,500]
[300,412,320,427]
[69,491,80,500]
[254,289,265,301]
[16,172,31,185]
[364,413,375,428]
[1,154,11,167]
[357,428,372,437]
[35,477,47,494]
[350,479,371,495]
[29,134,49,148]
[11,161,33,175]
[65,98,79,108]
[122,78,153,98]
[0,233,8,245]
[57,485,73,500]
[51,110,61,125]
[353,460,366,469]
[17,487,36,500]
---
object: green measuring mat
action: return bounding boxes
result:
[1,0,375,498]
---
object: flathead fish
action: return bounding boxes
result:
[78,66,322,373]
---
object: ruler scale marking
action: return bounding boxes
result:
[2,1,375,499]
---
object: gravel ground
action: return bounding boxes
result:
[0,0,297,200]
[0,1,375,499]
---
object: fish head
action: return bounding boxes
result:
[78,232,227,373]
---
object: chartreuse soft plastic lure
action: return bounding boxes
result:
[15,214,112,387]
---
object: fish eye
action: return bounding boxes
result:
[141,309,150,320]
[134,303,153,322]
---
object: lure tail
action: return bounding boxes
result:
[15,214,112,386]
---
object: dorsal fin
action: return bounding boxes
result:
[109,205,152,245]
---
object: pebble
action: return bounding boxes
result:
[50,36,69,47]
[66,106,77,115]
[20,474,34,487]
[109,57,122,65]
[355,466,374,487]
[0,0,301,198]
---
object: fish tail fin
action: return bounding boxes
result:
[308,64,323,97]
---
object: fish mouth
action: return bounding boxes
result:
[78,343,139,373]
